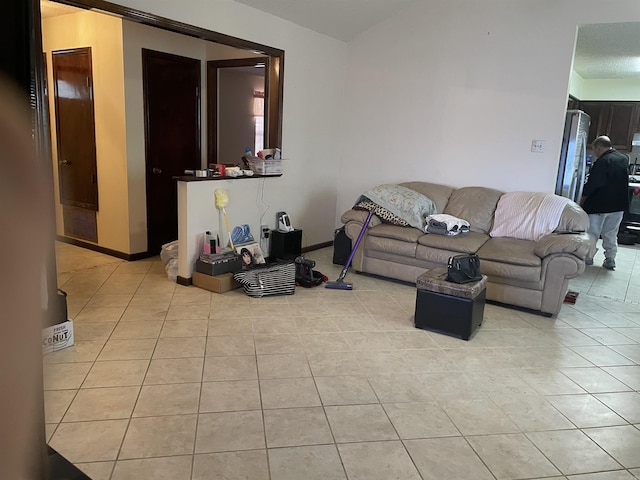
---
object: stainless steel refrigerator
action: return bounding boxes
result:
[555,110,591,203]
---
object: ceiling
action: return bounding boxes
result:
[574,22,640,79]
[232,0,640,80]
[233,0,419,42]
[41,0,640,79]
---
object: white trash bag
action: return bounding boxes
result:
[160,240,179,282]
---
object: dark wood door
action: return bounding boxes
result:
[52,47,98,210]
[143,49,201,255]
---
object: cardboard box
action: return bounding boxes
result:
[42,320,74,354]
[192,271,241,293]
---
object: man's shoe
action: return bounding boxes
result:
[585,258,593,266]
[603,258,616,270]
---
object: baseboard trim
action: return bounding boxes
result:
[56,235,152,261]
[303,241,332,252]
[177,275,192,286]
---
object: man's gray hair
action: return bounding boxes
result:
[593,136,612,148]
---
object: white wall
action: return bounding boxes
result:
[568,70,585,100]
[113,0,348,248]
[580,79,640,101]
[569,70,640,101]
[100,0,640,244]
[122,21,208,253]
[337,0,640,220]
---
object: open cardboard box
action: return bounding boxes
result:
[192,271,240,293]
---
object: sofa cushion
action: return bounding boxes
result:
[415,244,467,264]
[476,237,541,267]
[476,238,542,282]
[368,224,423,243]
[418,231,489,254]
[443,186,503,234]
[366,235,418,257]
[399,181,455,214]
[479,261,541,283]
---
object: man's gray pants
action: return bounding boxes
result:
[587,211,624,261]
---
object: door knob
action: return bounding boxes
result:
[60,159,71,166]
[152,167,162,174]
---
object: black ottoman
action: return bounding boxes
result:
[414,267,487,340]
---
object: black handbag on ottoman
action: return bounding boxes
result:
[447,254,482,284]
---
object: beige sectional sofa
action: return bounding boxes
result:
[340,181,595,316]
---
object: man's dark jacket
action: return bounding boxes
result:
[582,148,629,214]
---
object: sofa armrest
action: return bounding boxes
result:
[340,209,382,228]
[534,232,595,260]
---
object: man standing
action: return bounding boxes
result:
[581,135,629,270]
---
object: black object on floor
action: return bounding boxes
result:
[564,290,579,304]
[332,226,352,265]
[48,445,92,479]
[618,230,638,245]
[270,229,302,260]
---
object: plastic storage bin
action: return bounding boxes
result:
[247,158,282,175]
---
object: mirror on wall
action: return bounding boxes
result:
[207,58,268,164]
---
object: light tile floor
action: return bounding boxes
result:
[45,241,640,480]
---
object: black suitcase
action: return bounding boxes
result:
[333,226,352,265]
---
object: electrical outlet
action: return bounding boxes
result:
[531,140,544,153]
[261,225,270,239]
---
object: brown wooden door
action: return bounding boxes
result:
[143,49,201,255]
[52,47,98,210]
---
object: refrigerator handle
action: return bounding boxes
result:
[576,139,586,202]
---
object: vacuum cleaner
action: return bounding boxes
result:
[325,211,374,290]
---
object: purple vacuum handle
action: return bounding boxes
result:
[343,211,374,271]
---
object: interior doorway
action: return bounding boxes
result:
[143,49,201,255]
[51,46,98,242]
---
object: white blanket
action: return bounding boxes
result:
[490,191,570,241]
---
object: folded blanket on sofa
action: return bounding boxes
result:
[355,184,436,230]
[425,214,470,235]
[490,191,570,241]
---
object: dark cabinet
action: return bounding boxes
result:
[578,101,640,151]
[567,95,580,110]
[579,102,606,145]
